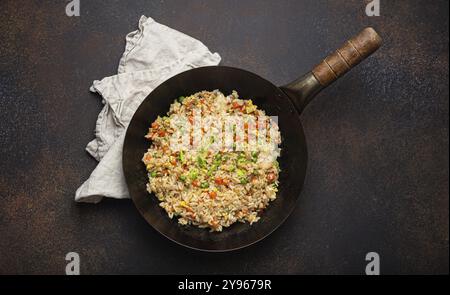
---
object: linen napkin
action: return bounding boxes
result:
[75,16,221,203]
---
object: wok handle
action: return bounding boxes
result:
[312,27,382,86]
[280,27,382,113]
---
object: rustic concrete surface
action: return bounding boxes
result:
[0,0,448,274]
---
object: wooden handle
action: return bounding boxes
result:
[312,27,382,86]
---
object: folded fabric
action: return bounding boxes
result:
[75,16,221,203]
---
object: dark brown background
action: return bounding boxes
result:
[0,0,448,274]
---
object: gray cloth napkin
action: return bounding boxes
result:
[75,16,221,203]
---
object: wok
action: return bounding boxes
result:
[123,27,382,251]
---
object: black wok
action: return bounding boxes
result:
[123,28,382,251]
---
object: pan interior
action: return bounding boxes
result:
[123,66,307,251]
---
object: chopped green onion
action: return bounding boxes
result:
[240,178,248,184]
[179,175,187,181]
[225,165,236,172]
[274,160,280,170]
[198,147,207,158]
[178,96,185,103]
[188,169,199,180]
[207,163,219,176]
[179,150,186,163]
[236,153,247,166]
[236,169,246,178]
[213,153,222,165]
[197,156,207,168]
[251,151,259,162]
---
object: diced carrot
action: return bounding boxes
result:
[232,101,241,109]
[215,177,230,186]
[209,191,217,199]
[209,219,219,228]
[143,154,152,162]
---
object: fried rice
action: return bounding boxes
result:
[142,90,281,232]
